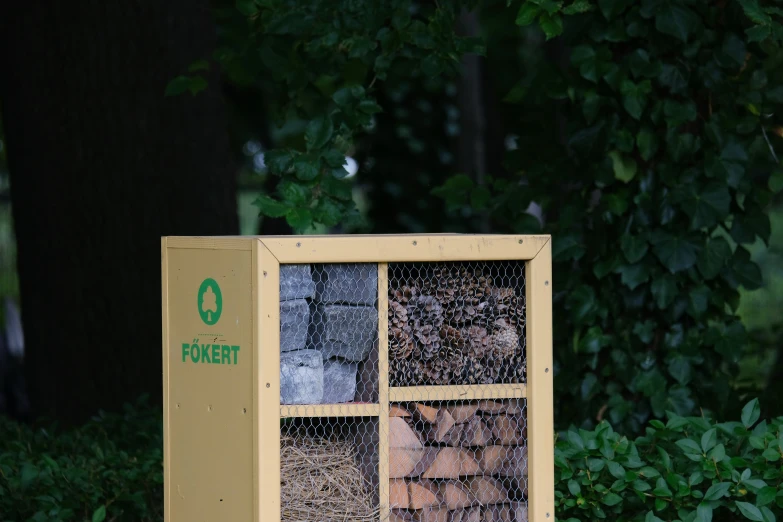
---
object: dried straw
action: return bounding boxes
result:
[281,430,380,522]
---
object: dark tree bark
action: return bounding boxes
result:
[0,1,238,425]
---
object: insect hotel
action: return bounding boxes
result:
[161,235,553,522]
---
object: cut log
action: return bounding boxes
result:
[390,417,423,449]
[409,480,441,509]
[487,415,526,445]
[421,448,481,479]
[390,404,412,417]
[440,481,476,510]
[447,404,479,423]
[413,508,450,522]
[466,477,508,505]
[390,479,410,509]
[463,507,481,522]
[392,509,414,522]
[461,416,492,447]
[502,400,524,416]
[482,504,513,522]
[477,400,507,414]
[425,408,457,443]
[413,403,439,423]
[445,423,466,447]
[511,502,528,522]
[390,448,438,478]
[498,446,527,478]
[476,446,506,475]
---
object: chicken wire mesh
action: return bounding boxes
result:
[388,261,527,387]
[388,399,528,522]
[278,263,380,521]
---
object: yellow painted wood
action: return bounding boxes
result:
[161,238,171,522]
[377,263,391,522]
[527,239,555,522]
[389,384,527,402]
[255,242,281,522]
[260,235,548,263]
[166,236,252,250]
[164,246,255,522]
[279,404,381,417]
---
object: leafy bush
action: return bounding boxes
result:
[0,396,162,522]
[557,398,783,522]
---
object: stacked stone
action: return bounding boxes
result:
[279,263,378,405]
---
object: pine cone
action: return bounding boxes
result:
[412,323,440,360]
[407,295,444,328]
[461,356,485,385]
[440,324,467,350]
[490,326,519,358]
[466,325,490,358]
[390,285,418,306]
[482,353,502,384]
[389,300,409,329]
[390,358,425,386]
[500,353,526,384]
[389,326,415,360]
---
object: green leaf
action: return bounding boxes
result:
[620,80,652,120]
[188,59,210,72]
[358,100,383,115]
[760,507,776,522]
[568,479,581,495]
[265,149,295,175]
[236,0,259,16]
[621,234,648,263]
[608,461,625,479]
[92,506,107,522]
[313,197,343,227]
[655,4,700,42]
[640,466,660,479]
[165,75,192,97]
[651,231,700,273]
[646,511,665,522]
[629,49,661,78]
[539,12,564,39]
[738,0,771,25]
[709,444,726,461]
[758,487,777,507]
[568,430,585,451]
[704,482,731,501]
[659,64,688,94]
[676,438,702,455]
[651,275,677,308]
[696,503,713,522]
[285,208,314,231]
[747,24,771,42]
[20,463,38,489]
[321,176,352,201]
[668,356,692,385]
[516,2,541,26]
[762,448,779,461]
[687,285,710,318]
[701,429,717,453]
[322,148,346,168]
[681,183,730,229]
[742,399,760,428]
[253,195,292,218]
[698,237,731,279]
[294,156,320,181]
[563,0,594,14]
[736,502,764,522]
[617,262,649,290]
[305,116,334,152]
[637,128,659,161]
[602,492,623,506]
[581,372,600,400]
[609,151,638,182]
[598,0,627,19]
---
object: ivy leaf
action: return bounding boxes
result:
[736,502,764,522]
[581,372,600,400]
[655,4,700,42]
[651,231,700,273]
[553,234,586,261]
[567,285,598,323]
[730,249,763,290]
[651,275,677,308]
[252,195,292,218]
[610,151,638,182]
[668,356,691,385]
[305,116,334,151]
[698,237,731,279]
[285,208,314,230]
[742,398,761,428]
[629,49,661,78]
[620,79,652,119]
[617,262,649,290]
[687,285,710,318]
[621,234,649,263]
[659,64,689,94]
[637,128,659,161]
[516,2,541,26]
[92,506,107,522]
[539,12,564,39]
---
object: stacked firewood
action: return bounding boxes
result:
[388,264,526,386]
[388,400,528,522]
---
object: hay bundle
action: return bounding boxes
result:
[281,431,379,522]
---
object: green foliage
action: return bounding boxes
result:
[556,399,783,522]
[431,0,783,434]
[209,0,484,232]
[0,396,163,522]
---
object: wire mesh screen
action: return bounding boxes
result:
[388,399,528,522]
[388,261,526,387]
[278,263,380,521]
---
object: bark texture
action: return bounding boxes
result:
[0,0,238,425]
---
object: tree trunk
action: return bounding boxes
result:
[0,0,238,425]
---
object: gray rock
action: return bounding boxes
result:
[312,305,377,361]
[280,350,324,404]
[280,299,309,352]
[322,359,358,404]
[315,264,377,304]
[280,264,315,301]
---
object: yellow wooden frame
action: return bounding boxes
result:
[162,234,553,522]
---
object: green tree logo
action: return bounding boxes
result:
[197,278,222,325]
